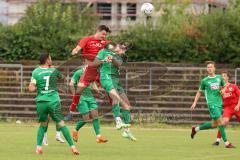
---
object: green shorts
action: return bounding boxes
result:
[77,97,98,115]
[36,100,63,123]
[208,104,222,120]
[100,75,125,94]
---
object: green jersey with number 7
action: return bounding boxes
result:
[30,67,63,102]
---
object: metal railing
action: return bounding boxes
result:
[0,64,23,93]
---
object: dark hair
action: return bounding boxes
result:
[221,70,231,78]
[39,53,50,65]
[97,25,111,33]
[205,61,215,67]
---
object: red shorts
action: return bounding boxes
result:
[223,105,240,121]
[79,66,99,86]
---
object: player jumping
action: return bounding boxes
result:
[28,53,80,155]
[212,70,240,146]
[190,61,235,148]
[87,43,136,141]
[69,66,108,143]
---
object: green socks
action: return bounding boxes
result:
[37,126,47,146]
[56,124,61,132]
[122,109,131,124]
[199,122,212,130]
[92,119,101,135]
[112,104,120,118]
[75,120,86,131]
[60,126,74,146]
[218,125,227,142]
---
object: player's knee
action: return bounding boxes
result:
[90,111,99,118]
[83,114,91,121]
[57,120,65,128]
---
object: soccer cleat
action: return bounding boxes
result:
[96,135,108,143]
[122,131,137,141]
[56,135,65,143]
[191,126,197,139]
[71,147,80,155]
[36,146,43,155]
[64,112,73,121]
[225,143,236,148]
[212,141,220,146]
[43,134,48,146]
[72,129,78,142]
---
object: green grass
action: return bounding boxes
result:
[0,123,240,160]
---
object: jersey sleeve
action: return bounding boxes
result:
[54,69,64,80]
[78,37,89,49]
[71,69,83,85]
[220,76,225,87]
[199,79,205,91]
[96,50,105,61]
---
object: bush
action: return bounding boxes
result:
[113,1,240,64]
[0,0,99,62]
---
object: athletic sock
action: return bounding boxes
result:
[199,122,212,130]
[37,126,47,146]
[218,125,228,142]
[122,109,131,124]
[75,120,86,131]
[112,104,120,118]
[217,129,221,139]
[92,118,100,136]
[60,126,74,146]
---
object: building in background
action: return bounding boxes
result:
[0,0,229,31]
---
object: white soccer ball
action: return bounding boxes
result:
[141,3,154,16]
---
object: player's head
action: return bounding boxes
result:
[39,53,52,67]
[206,61,216,75]
[221,70,230,83]
[112,42,128,55]
[95,25,111,40]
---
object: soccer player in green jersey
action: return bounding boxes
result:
[69,66,108,143]
[28,53,80,155]
[190,61,235,148]
[87,43,136,141]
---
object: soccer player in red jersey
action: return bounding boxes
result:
[213,70,240,146]
[69,25,111,112]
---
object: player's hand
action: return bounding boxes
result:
[71,48,78,55]
[190,103,196,111]
[234,105,240,112]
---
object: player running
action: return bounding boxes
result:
[69,25,111,112]
[28,53,80,155]
[70,66,108,143]
[212,70,240,146]
[87,43,136,141]
[190,61,234,148]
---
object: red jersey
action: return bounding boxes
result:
[222,83,240,107]
[78,36,109,61]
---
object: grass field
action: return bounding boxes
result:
[0,123,240,160]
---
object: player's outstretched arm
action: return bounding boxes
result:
[71,45,82,55]
[190,90,201,111]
